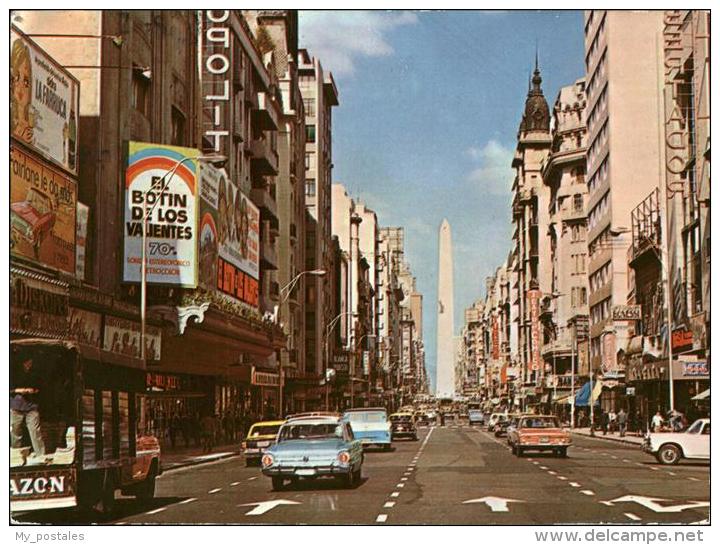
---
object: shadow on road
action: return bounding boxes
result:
[12,496,192,525]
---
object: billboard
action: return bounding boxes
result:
[75,202,89,280]
[123,142,199,287]
[199,163,260,307]
[528,289,542,372]
[11,27,79,176]
[10,145,77,274]
[103,316,161,361]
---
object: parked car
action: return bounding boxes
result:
[242,420,284,466]
[468,409,485,427]
[507,415,571,457]
[642,418,710,465]
[390,412,418,441]
[495,414,519,437]
[343,408,392,450]
[261,415,363,491]
[487,412,509,432]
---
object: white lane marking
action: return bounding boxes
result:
[376,514,388,523]
[557,476,568,481]
[581,490,595,496]
[384,501,396,508]
[623,459,631,463]
[230,481,241,486]
[391,492,400,498]
[247,476,258,481]
[539,466,548,470]
[208,488,222,494]
[396,483,405,488]
[532,461,540,465]
[527,458,534,461]
[667,472,677,476]
[115,522,127,525]
[401,477,408,481]
[179,497,198,505]
[635,462,645,467]
[147,507,167,515]
[548,471,557,476]
[625,513,641,521]
[649,467,659,471]
[569,482,581,487]
[407,467,415,471]
[688,477,700,482]
[610,455,618,459]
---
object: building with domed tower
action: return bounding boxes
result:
[509,56,553,409]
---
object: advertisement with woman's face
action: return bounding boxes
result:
[10,27,79,176]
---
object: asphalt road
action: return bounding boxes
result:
[14,424,709,525]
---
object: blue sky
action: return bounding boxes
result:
[299,10,585,392]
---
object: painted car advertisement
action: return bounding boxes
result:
[123,142,199,287]
[11,27,79,176]
[10,145,77,274]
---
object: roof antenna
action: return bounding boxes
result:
[535,39,539,72]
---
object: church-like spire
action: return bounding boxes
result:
[520,52,550,133]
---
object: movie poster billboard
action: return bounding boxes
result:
[11,27,79,176]
[10,144,77,274]
[123,142,199,287]
[199,163,260,307]
[103,315,161,361]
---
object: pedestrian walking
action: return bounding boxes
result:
[617,408,627,437]
[600,410,609,435]
[200,412,216,453]
[608,409,617,434]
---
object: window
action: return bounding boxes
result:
[171,107,185,146]
[573,194,584,213]
[305,178,316,197]
[305,152,316,171]
[306,124,316,143]
[303,98,315,117]
[571,287,587,308]
[572,253,586,274]
[132,68,150,117]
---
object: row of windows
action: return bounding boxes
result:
[571,286,588,308]
[585,14,606,71]
[586,82,608,133]
[588,226,611,259]
[589,262,612,293]
[587,155,609,196]
[587,119,609,168]
[571,253,587,274]
[588,190,610,232]
[590,296,611,326]
[585,51,607,103]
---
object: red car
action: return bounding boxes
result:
[11,188,56,258]
[507,415,572,457]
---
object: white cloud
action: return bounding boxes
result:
[464,140,514,196]
[298,11,418,76]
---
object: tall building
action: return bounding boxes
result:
[511,59,552,396]
[540,77,588,404]
[435,218,455,398]
[583,11,665,376]
[299,49,338,405]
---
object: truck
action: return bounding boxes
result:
[10,339,161,515]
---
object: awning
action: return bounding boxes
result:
[692,389,710,401]
[574,380,603,406]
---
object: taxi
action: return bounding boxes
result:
[242,420,284,466]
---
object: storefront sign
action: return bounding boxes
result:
[671,326,694,353]
[626,360,667,383]
[625,387,636,396]
[528,289,541,371]
[11,27,79,176]
[252,368,280,387]
[146,372,181,391]
[577,339,589,375]
[103,315,161,361]
[331,353,349,375]
[199,163,260,306]
[491,315,500,360]
[201,10,231,155]
[11,145,77,274]
[689,313,706,352]
[123,141,199,287]
[612,305,641,321]
[671,358,709,380]
[362,351,370,376]
[11,273,69,339]
[75,202,89,280]
[68,307,101,348]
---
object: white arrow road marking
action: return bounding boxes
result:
[625,513,641,521]
[239,499,301,516]
[463,496,525,512]
[605,496,711,513]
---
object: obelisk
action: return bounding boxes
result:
[436,218,455,398]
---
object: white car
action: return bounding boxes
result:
[642,418,710,465]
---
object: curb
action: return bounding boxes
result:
[570,431,644,447]
[161,450,242,472]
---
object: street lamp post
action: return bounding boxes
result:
[351,333,376,409]
[324,312,357,411]
[139,154,225,364]
[276,269,326,417]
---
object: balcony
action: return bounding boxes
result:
[252,91,279,130]
[250,137,279,175]
[260,235,278,270]
[629,188,662,268]
[251,187,279,227]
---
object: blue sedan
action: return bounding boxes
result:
[261,416,364,491]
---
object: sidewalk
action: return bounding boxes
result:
[160,442,242,472]
[570,427,645,446]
